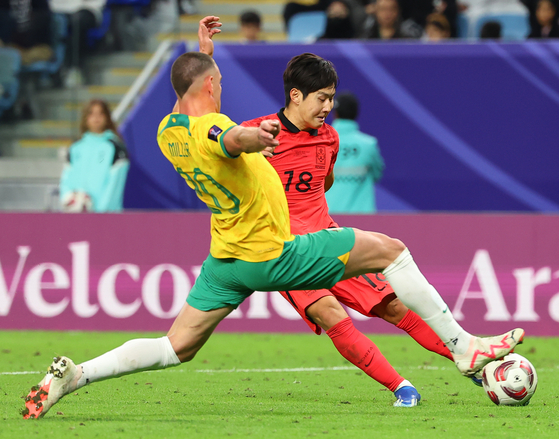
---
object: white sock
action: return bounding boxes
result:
[383,248,471,355]
[395,379,414,391]
[77,336,181,388]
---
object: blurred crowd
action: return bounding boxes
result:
[283,0,559,41]
[0,0,187,121]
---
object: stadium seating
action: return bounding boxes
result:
[0,48,22,119]
[87,9,113,48]
[87,0,152,48]
[287,11,327,43]
[21,13,68,77]
[457,13,469,39]
[473,13,530,40]
[106,0,151,9]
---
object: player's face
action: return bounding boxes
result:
[86,104,107,134]
[298,86,336,130]
[210,64,223,113]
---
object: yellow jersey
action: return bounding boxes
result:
[157,112,293,262]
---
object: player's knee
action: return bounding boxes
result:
[383,298,409,325]
[306,297,348,331]
[384,237,406,260]
[360,230,405,261]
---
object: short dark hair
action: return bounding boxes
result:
[171,52,216,98]
[480,21,502,39]
[240,10,261,26]
[283,53,339,107]
[334,92,359,120]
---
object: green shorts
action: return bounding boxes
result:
[187,227,355,311]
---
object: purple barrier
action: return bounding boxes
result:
[1,213,558,335]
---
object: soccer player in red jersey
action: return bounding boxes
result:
[240,53,456,406]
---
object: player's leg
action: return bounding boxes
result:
[306,296,417,403]
[341,228,524,376]
[279,288,420,406]
[372,294,453,361]
[331,275,453,361]
[22,303,232,419]
[23,254,246,419]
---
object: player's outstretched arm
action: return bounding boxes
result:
[223,120,280,157]
[198,16,222,57]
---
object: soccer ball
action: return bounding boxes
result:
[62,191,93,212]
[481,353,537,406]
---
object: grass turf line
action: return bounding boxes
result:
[1,331,558,438]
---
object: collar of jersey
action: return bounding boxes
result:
[277,108,319,137]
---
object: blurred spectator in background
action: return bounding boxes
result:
[239,10,263,42]
[326,92,385,214]
[0,0,53,65]
[462,1,529,38]
[0,0,53,119]
[363,0,418,39]
[319,0,356,39]
[520,0,557,36]
[60,99,129,213]
[283,0,330,30]
[49,0,107,86]
[397,0,458,37]
[110,1,184,52]
[479,20,502,38]
[424,12,451,40]
[178,0,196,15]
[284,0,367,35]
[528,0,559,37]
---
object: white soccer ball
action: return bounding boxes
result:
[481,353,538,406]
[62,191,93,213]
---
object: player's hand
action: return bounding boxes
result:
[258,120,280,157]
[198,16,222,57]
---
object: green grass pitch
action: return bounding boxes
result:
[1,330,558,438]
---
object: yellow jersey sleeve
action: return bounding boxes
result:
[191,113,238,159]
[157,112,236,161]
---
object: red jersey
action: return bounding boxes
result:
[242,110,339,235]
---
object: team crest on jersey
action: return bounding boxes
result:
[208,125,223,142]
[316,145,326,169]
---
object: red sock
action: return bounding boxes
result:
[396,310,453,361]
[326,317,403,392]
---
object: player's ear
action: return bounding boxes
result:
[290,88,301,106]
[205,75,214,94]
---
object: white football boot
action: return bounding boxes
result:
[23,356,79,419]
[453,328,525,377]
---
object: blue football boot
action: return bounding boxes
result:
[393,386,421,407]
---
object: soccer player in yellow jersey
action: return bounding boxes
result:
[23,16,525,419]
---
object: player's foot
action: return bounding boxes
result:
[393,386,421,407]
[453,328,525,377]
[22,356,79,419]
